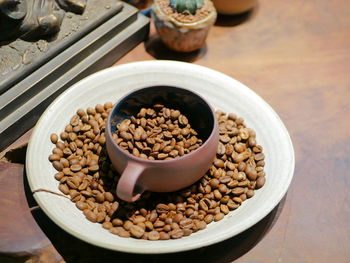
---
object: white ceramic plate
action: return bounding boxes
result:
[26,60,294,254]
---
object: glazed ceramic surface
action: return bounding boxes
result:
[213,0,256,15]
[26,60,294,254]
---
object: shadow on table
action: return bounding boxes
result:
[144,34,207,62]
[24,173,286,263]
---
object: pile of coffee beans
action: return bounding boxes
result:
[113,104,202,160]
[49,102,266,240]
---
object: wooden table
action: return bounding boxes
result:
[1,0,350,262]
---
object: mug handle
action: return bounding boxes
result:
[116,161,145,202]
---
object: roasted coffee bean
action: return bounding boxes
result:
[254,153,265,161]
[77,108,86,117]
[95,192,105,203]
[227,200,239,210]
[247,189,255,198]
[133,216,146,224]
[50,133,58,144]
[149,211,158,223]
[50,104,266,241]
[102,221,113,230]
[245,165,257,180]
[179,218,193,229]
[214,159,225,168]
[158,153,168,160]
[199,198,211,211]
[70,164,82,172]
[60,132,68,140]
[218,184,228,193]
[54,172,64,181]
[108,202,119,217]
[219,176,231,184]
[170,222,179,230]
[156,204,169,213]
[86,211,97,222]
[112,218,123,226]
[167,203,176,211]
[67,178,79,189]
[120,131,133,141]
[130,225,145,238]
[97,211,106,222]
[256,176,266,189]
[49,154,60,162]
[209,178,219,189]
[52,161,63,171]
[237,162,246,171]
[78,180,89,191]
[220,195,230,204]
[104,102,113,109]
[220,204,230,214]
[87,107,96,115]
[113,105,201,160]
[185,208,194,217]
[95,104,104,113]
[173,213,183,223]
[159,232,170,240]
[163,224,172,232]
[52,148,63,157]
[154,220,165,228]
[76,201,87,210]
[148,231,160,240]
[232,187,245,195]
[58,184,69,194]
[195,220,207,230]
[123,220,133,231]
[204,214,214,224]
[81,190,92,197]
[213,189,222,200]
[56,141,65,150]
[89,181,98,190]
[217,142,226,155]
[233,197,243,204]
[60,158,69,168]
[234,143,246,153]
[180,229,191,237]
[109,227,123,235]
[145,221,154,231]
[170,229,184,239]
[137,222,146,231]
[104,192,114,202]
[83,209,90,217]
[118,230,131,238]
[214,213,225,222]
[62,167,71,176]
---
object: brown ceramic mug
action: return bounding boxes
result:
[106,86,219,202]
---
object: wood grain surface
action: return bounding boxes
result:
[1,0,350,262]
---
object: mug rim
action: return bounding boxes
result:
[106,85,219,164]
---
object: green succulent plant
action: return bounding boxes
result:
[169,0,204,15]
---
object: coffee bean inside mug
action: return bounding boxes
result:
[49,102,266,240]
[112,104,202,160]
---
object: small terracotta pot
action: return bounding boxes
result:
[105,86,219,202]
[152,0,217,52]
[212,0,256,15]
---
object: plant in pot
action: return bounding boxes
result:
[152,0,217,52]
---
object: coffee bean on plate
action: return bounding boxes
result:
[48,103,266,240]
